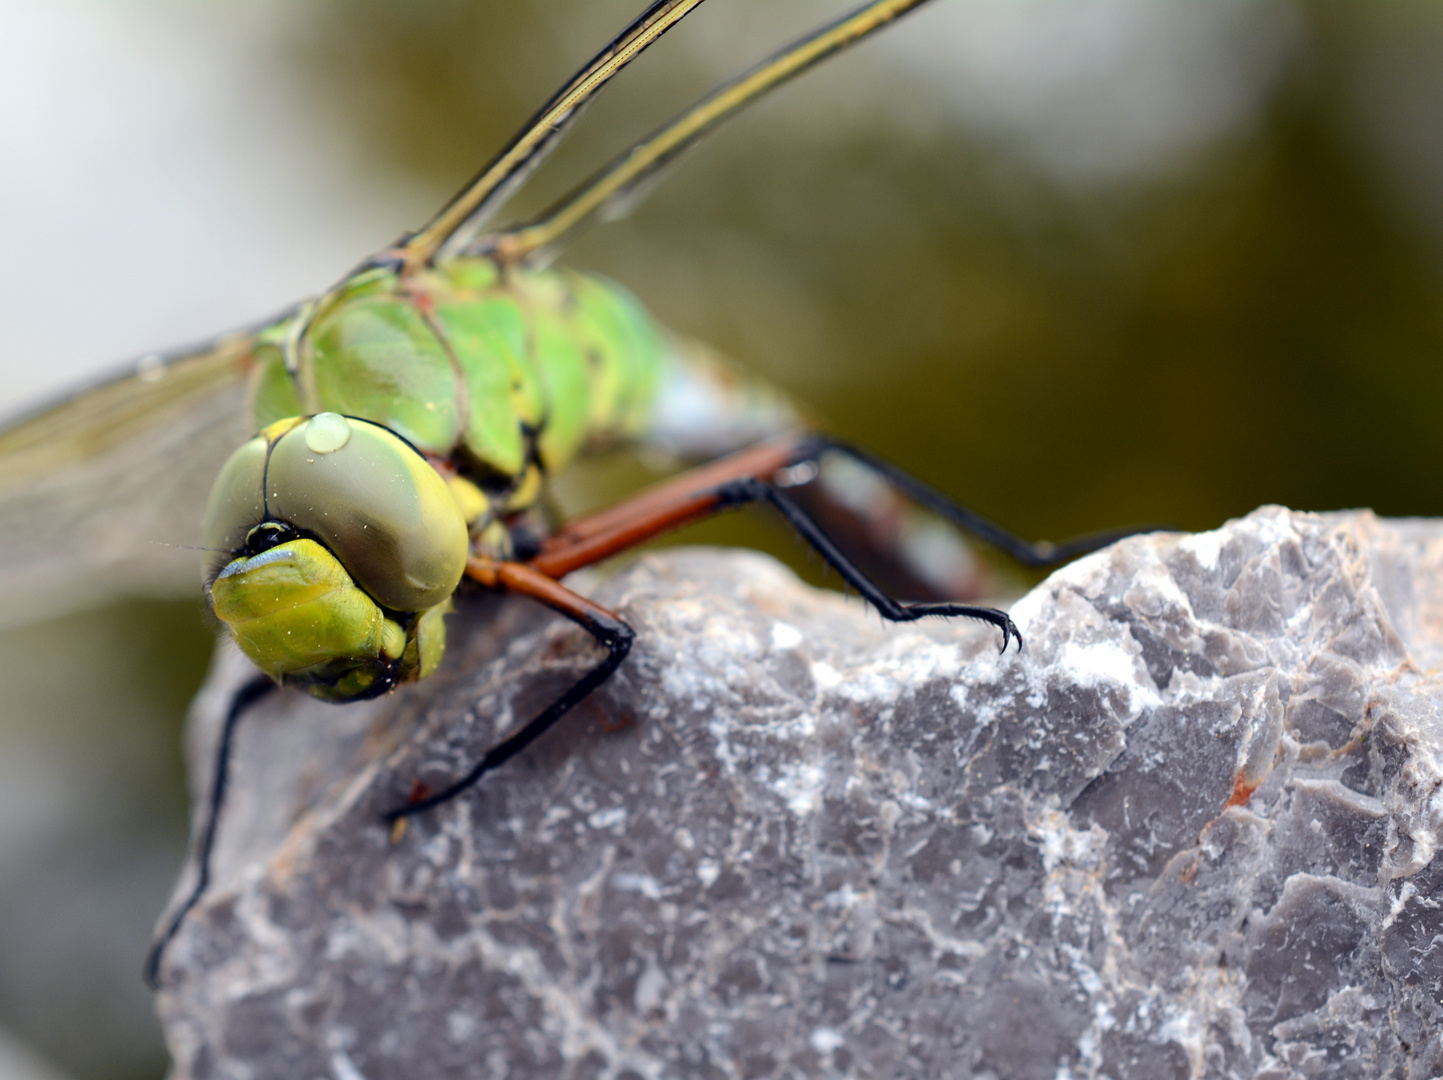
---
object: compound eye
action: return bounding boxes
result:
[201,414,469,613]
[265,415,470,612]
[201,433,268,578]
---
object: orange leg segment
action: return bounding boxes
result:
[531,433,807,578]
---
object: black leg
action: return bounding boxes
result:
[144,673,275,989]
[798,435,1167,568]
[715,477,1022,652]
[385,562,634,821]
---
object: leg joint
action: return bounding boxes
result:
[712,476,768,509]
[602,618,635,658]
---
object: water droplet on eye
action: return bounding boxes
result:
[305,412,352,454]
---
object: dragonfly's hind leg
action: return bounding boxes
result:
[386,559,634,822]
[143,673,275,989]
[535,433,1158,582]
[806,436,1164,569]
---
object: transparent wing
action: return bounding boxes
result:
[402,0,708,267]
[484,0,933,261]
[0,334,258,628]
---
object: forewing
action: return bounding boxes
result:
[0,335,257,628]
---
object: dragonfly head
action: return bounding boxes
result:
[201,413,470,702]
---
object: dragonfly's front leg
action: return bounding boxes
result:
[385,558,634,822]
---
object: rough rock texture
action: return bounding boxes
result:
[155,508,1443,1080]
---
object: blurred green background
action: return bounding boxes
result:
[0,1,1441,1077]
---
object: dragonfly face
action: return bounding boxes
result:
[202,413,469,701]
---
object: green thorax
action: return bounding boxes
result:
[248,258,666,489]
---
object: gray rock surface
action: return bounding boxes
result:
[154,507,1443,1079]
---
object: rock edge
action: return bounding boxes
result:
[156,507,1443,1080]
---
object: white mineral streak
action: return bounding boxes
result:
[771,621,803,650]
[158,511,1443,1079]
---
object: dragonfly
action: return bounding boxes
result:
[0,0,1145,989]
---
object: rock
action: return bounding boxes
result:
[154,507,1443,1079]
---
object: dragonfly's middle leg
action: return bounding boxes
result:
[528,432,1026,649]
[709,475,1021,651]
